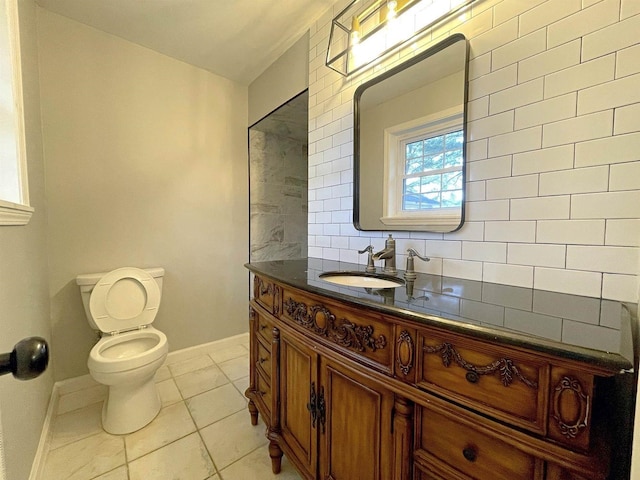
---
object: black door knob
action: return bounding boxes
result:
[0,337,49,380]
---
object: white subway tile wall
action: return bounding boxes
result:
[308,0,640,301]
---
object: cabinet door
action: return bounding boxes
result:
[319,358,394,480]
[280,332,319,478]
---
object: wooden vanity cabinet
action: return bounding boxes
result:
[278,329,395,479]
[246,273,628,480]
[249,299,396,480]
[248,274,399,480]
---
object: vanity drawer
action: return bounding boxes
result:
[256,337,272,382]
[255,368,272,418]
[413,464,445,480]
[415,402,542,480]
[413,460,468,480]
[255,310,275,345]
[280,287,392,373]
[253,275,276,314]
[417,331,547,434]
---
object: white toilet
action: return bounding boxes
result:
[76,267,168,434]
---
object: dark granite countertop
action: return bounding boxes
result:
[246,258,638,374]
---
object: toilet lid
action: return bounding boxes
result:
[89,267,161,333]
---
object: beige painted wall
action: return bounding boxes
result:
[248,31,309,126]
[0,1,53,479]
[37,8,249,381]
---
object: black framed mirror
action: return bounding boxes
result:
[354,34,469,232]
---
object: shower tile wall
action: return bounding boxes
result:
[250,96,308,262]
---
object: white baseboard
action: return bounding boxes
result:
[55,374,99,396]
[164,332,249,365]
[28,383,59,480]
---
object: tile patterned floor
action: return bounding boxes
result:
[41,334,302,480]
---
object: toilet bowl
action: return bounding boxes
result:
[76,267,169,434]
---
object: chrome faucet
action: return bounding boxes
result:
[373,234,397,275]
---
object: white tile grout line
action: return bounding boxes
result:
[215,442,273,480]
[51,376,251,478]
[32,335,250,479]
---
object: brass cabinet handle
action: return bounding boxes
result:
[259,357,268,364]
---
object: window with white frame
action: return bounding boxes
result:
[381,107,463,229]
[0,0,32,225]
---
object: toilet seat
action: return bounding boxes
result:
[89,267,160,334]
[88,327,168,374]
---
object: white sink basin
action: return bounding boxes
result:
[319,271,405,289]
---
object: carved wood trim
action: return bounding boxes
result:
[396,330,414,376]
[258,277,273,296]
[552,376,589,439]
[423,342,538,389]
[283,297,387,353]
[273,285,281,317]
[253,275,260,298]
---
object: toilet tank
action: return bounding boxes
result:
[76,267,165,329]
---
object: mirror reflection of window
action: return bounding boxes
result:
[354,34,468,233]
[380,107,464,228]
[402,129,464,211]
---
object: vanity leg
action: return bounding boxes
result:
[269,440,283,473]
[247,398,259,426]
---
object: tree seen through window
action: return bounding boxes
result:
[402,130,463,211]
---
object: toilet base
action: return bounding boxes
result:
[101,375,161,434]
